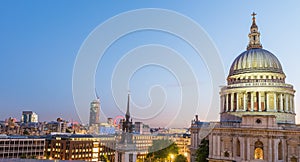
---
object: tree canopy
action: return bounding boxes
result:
[146,139,179,162]
[174,154,188,162]
[195,138,209,162]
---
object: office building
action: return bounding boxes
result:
[21,111,38,123]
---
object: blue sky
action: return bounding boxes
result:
[1,1,300,127]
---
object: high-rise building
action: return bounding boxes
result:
[89,98,100,126]
[21,111,38,123]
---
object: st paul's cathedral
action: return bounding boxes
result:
[191,13,300,162]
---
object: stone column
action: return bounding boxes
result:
[240,137,245,160]
[258,92,262,111]
[195,131,198,148]
[232,137,236,157]
[213,135,216,156]
[217,136,221,156]
[266,92,269,111]
[231,93,234,112]
[209,135,213,158]
[246,137,250,160]
[223,95,226,112]
[280,93,283,112]
[220,95,223,113]
[291,95,294,113]
[236,93,239,111]
[274,93,277,112]
[285,94,289,112]
[192,132,195,148]
[251,92,254,111]
[282,139,286,162]
[274,139,279,161]
[243,92,247,111]
[289,95,292,113]
[226,94,229,112]
[268,138,273,161]
[124,152,129,162]
[132,152,137,162]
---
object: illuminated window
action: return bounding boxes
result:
[255,148,263,159]
[254,141,263,160]
[291,156,297,162]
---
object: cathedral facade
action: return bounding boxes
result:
[191,13,300,162]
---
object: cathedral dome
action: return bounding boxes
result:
[229,48,284,76]
[220,13,295,125]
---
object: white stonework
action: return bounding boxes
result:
[190,13,300,162]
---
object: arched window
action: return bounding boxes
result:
[224,151,229,157]
[236,139,241,157]
[278,141,283,160]
[291,156,297,162]
[254,141,264,160]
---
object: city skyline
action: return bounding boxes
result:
[1,1,300,127]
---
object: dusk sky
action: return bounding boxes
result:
[1,1,300,127]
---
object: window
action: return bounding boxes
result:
[224,151,230,157]
[236,139,241,157]
[254,141,263,160]
[278,141,283,160]
[256,119,262,124]
[255,148,263,159]
[291,157,297,162]
[118,153,122,162]
[129,153,133,162]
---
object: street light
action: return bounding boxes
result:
[170,154,174,162]
[184,152,188,157]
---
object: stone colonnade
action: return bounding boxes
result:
[220,91,294,113]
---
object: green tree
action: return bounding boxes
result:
[99,154,109,162]
[195,138,209,162]
[146,139,179,162]
[23,130,29,135]
[174,154,188,162]
[20,154,27,159]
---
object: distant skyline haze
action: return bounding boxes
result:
[1,1,300,128]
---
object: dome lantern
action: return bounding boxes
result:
[247,12,263,50]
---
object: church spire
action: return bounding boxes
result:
[125,92,130,122]
[247,12,263,50]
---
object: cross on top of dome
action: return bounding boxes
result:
[251,12,257,18]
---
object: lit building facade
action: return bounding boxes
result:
[191,13,300,162]
[0,135,45,159]
[172,134,191,161]
[44,134,116,161]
